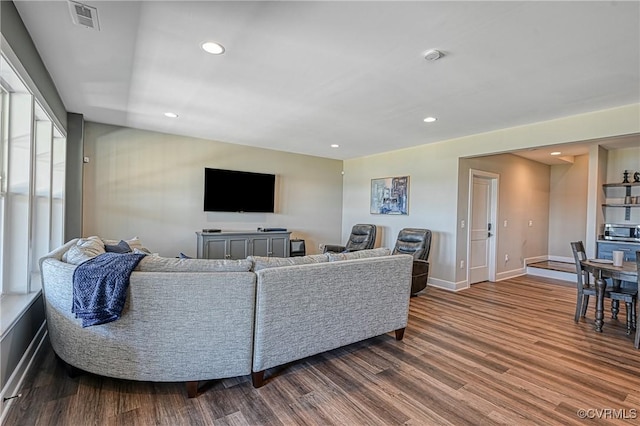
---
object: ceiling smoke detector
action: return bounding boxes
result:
[68,1,100,31]
[424,49,443,61]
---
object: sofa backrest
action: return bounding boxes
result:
[248,254,329,271]
[136,256,252,272]
[252,254,413,373]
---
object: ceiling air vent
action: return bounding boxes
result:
[67,1,100,31]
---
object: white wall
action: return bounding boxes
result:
[82,122,344,257]
[548,155,589,259]
[458,154,551,283]
[342,104,640,290]
[606,145,640,183]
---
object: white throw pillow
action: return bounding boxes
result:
[63,236,106,265]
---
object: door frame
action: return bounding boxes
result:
[467,169,499,284]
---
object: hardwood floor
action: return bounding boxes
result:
[5,275,640,425]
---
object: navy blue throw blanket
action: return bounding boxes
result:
[72,252,146,327]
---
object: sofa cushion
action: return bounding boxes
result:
[326,247,391,262]
[136,256,252,272]
[62,236,106,265]
[248,254,329,271]
[104,240,132,253]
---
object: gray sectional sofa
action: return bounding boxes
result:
[40,237,414,397]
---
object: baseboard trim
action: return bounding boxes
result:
[495,268,526,282]
[525,255,549,265]
[0,324,48,424]
[428,277,468,292]
[547,255,574,264]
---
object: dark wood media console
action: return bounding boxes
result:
[196,230,291,259]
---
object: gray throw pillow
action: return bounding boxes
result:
[104,240,131,253]
[101,237,144,251]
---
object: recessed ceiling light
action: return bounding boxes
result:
[424,49,443,61]
[164,112,178,118]
[201,41,225,55]
[423,117,437,123]
[550,151,562,156]
[330,144,340,148]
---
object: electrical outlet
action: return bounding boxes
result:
[505,254,509,262]
[461,220,465,229]
[460,260,465,269]
[503,220,508,227]
[528,220,533,227]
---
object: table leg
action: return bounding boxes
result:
[594,271,606,332]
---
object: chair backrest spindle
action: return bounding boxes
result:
[570,241,589,289]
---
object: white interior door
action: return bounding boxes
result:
[469,172,498,284]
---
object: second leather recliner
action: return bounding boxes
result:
[392,228,432,295]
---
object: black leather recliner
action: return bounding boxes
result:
[392,228,432,295]
[323,224,377,253]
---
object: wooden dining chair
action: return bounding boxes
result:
[571,241,637,334]
[571,241,600,321]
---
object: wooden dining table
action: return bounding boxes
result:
[580,259,639,346]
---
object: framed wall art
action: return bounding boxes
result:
[370,176,409,215]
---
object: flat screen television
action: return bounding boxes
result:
[204,168,276,213]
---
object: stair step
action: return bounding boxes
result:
[528,260,576,274]
[527,261,576,283]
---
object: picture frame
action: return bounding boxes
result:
[370,176,409,215]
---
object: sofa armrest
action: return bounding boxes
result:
[323,244,346,253]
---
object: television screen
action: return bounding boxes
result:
[204,168,276,213]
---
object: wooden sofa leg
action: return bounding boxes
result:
[186,381,198,398]
[395,327,406,341]
[252,371,265,388]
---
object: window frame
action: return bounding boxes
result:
[0,49,67,336]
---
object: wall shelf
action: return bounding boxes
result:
[603,181,640,221]
[603,182,640,188]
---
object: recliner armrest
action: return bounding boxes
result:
[412,259,429,276]
[323,244,346,254]
[411,259,429,295]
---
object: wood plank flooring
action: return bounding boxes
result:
[5,275,640,425]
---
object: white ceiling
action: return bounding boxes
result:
[12,1,640,161]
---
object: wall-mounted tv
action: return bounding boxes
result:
[204,168,276,213]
